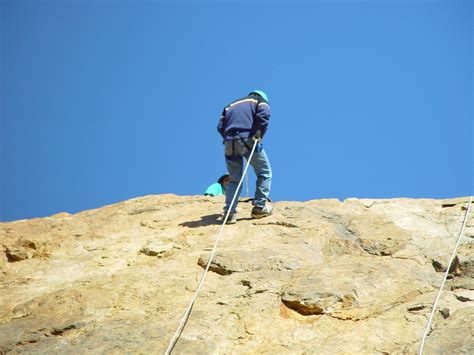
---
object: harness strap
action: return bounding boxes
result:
[239,135,254,151]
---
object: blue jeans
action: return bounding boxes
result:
[224,139,272,213]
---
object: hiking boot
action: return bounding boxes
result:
[225,213,237,224]
[251,205,274,219]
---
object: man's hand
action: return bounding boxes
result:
[253,130,262,141]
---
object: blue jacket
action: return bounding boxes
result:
[217,94,271,140]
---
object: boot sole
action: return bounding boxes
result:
[251,213,272,219]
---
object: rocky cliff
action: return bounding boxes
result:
[1,195,473,354]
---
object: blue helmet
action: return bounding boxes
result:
[250,90,269,102]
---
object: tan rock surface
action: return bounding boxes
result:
[1,194,473,354]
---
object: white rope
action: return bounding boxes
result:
[165,139,259,354]
[418,196,472,355]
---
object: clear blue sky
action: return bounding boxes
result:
[1,0,473,222]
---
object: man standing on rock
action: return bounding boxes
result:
[217,90,273,224]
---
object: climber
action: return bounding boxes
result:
[217,90,273,224]
[204,174,229,197]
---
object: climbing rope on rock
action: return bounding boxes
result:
[164,139,259,354]
[418,196,472,355]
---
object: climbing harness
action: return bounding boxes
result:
[418,196,472,355]
[165,139,259,354]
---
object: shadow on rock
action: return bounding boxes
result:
[179,214,222,228]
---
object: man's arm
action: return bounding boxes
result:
[217,108,226,138]
[255,102,271,138]
[204,183,221,196]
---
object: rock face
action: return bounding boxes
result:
[1,195,473,354]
